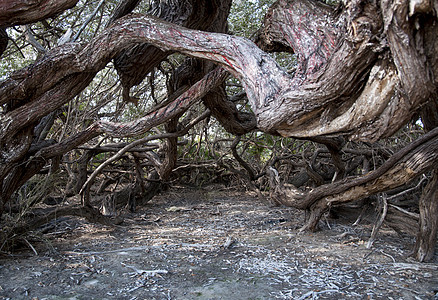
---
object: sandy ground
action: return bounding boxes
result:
[1,186,437,299]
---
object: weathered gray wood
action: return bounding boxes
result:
[413,170,438,262]
[269,127,438,232]
[0,1,437,261]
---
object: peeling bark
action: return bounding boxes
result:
[2,1,435,142]
[0,0,438,260]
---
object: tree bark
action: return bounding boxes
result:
[0,0,234,200]
[106,0,141,27]
[412,169,438,262]
[412,48,438,260]
[0,26,7,57]
[1,0,437,258]
[0,0,78,26]
[0,0,233,208]
[114,0,229,103]
[1,67,227,207]
[2,1,435,142]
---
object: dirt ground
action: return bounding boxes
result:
[1,186,437,299]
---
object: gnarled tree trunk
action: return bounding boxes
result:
[0,0,437,260]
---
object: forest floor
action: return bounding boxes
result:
[0,185,437,300]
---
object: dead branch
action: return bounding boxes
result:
[268,127,438,231]
[80,110,211,197]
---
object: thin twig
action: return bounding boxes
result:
[80,110,210,195]
[64,246,151,255]
[72,0,105,42]
[23,238,38,256]
[387,174,427,201]
[378,249,396,262]
[24,26,45,53]
[388,204,419,219]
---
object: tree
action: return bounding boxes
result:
[0,0,437,260]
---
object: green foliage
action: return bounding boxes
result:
[229,0,275,38]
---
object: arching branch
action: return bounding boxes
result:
[0,0,79,26]
[3,1,434,144]
[1,67,226,203]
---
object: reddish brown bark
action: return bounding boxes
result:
[0,26,7,57]
[255,0,437,140]
[3,1,434,143]
[0,0,78,26]
[114,0,230,103]
[256,0,339,78]
[0,0,234,208]
[0,0,437,261]
[0,64,227,210]
[106,0,141,26]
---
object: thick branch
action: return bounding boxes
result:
[2,68,224,200]
[97,67,228,137]
[0,26,8,57]
[114,0,231,102]
[256,0,339,76]
[269,127,438,231]
[306,127,438,208]
[3,2,434,143]
[1,72,96,143]
[0,0,78,26]
[106,0,141,27]
[3,5,414,142]
[413,169,438,262]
